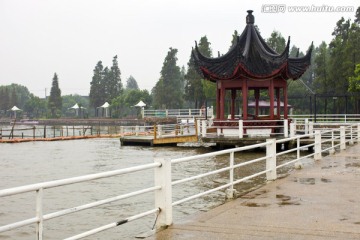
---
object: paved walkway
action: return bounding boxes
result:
[147,144,360,240]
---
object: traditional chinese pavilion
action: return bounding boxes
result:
[192,10,312,122]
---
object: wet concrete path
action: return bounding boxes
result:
[147,144,360,240]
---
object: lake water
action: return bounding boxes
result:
[0,137,295,239]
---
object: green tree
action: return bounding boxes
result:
[48,73,62,118]
[62,94,89,117]
[185,36,212,108]
[348,64,360,92]
[89,61,105,112]
[0,84,31,110]
[0,87,10,113]
[152,48,183,108]
[107,55,122,100]
[10,88,18,107]
[328,17,352,96]
[24,94,47,118]
[111,89,151,118]
[126,75,139,90]
[266,30,286,53]
[313,42,330,94]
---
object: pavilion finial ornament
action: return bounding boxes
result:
[246,10,254,24]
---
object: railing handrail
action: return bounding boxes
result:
[0,162,161,197]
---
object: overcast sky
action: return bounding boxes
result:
[0,0,358,98]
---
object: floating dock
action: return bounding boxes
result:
[120,135,198,146]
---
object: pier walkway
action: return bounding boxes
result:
[148,144,360,239]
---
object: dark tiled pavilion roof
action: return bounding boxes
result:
[192,10,312,82]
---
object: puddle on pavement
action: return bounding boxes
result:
[293,177,331,184]
[345,156,360,161]
[241,202,270,207]
[345,163,360,168]
[276,194,300,206]
[320,178,332,183]
[276,194,291,201]
[293,177,316,185]
[321,165,338,169]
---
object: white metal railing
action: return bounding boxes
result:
[202,119,289,138]
[1,123,359,239]
[201,116,360,139]
[290,114,360,123]
[143,108,214,118]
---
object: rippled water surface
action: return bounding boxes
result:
[0,137,295,239]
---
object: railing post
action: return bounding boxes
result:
[153,125,157,140]
[329,130,335,154]
[36,188,44,240]
[358,123,360,143]
[180,125,184,135]
[135,125,139,136]
[120,126,124,136]
[158,125,162,138]
[266,139,277,181]
[290,122,295,137]
[283,119,288,138]
[340,126,346,150]
[304,118,309,135]
[188,109,191,116]
[165,109,168,118]
[349,125,354,145]
[314,130,322,160]
[238,120,243,138]
[297,137,300,160]
[225,152,235,199]
[201,120,207,137]
[154,158,172,230]
[309,122,314,138]
[196,119,201,136]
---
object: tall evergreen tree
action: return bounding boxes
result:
[328,17,352,95]
[126,75,139,90]
[313,42,330,94]
[89,61,105,112]
[185,36,212,108]
[48,73,62,118]
[266,30,286,53]
[108,55,122,100]
[152,48,183,108]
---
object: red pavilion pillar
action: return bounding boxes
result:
[269,79,274,119]
[220,84,225,120]
[242,79,248,120]
[284,84,288,119]
[216,83,221,119]
[276,88,280,119]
